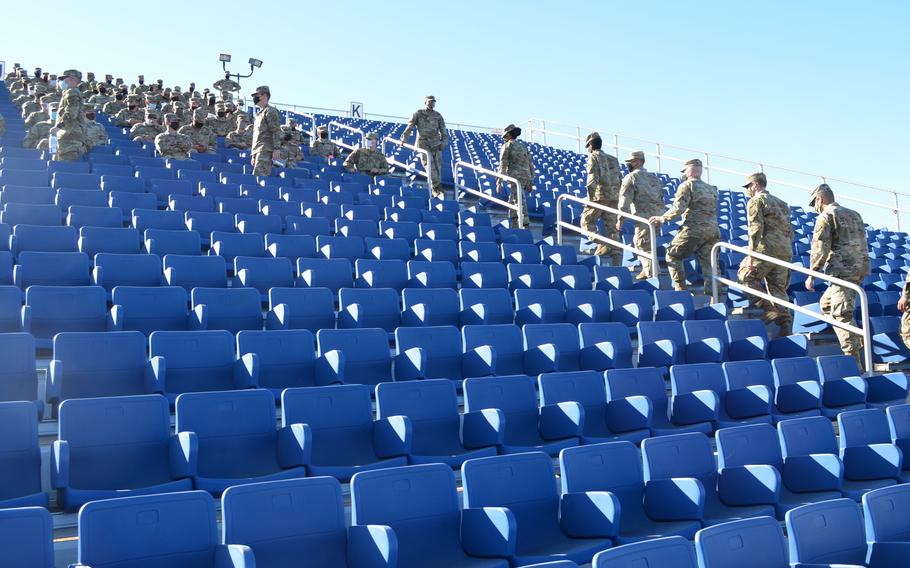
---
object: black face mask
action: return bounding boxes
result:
[169,121,181,130]
[217,111,226,118]
[252,94,261,105]
[138,80,144,85]
[193,121,204,128]
[128,105,137,111]
[189,86,195,92]
[171,97,180,102]
[319,133,328,140]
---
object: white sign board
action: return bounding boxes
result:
[350,101,363,119]
[0,62,5,80]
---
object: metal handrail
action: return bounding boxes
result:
[382,136,432,205]
[555,194,660,278]
[453,161,525,227]
[710,241,872,374]
[328,121,364,151]
[289,111,317,141]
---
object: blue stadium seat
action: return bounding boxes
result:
[592,536,697,568]
[51,171,98,190]
[266,287,335,332]
[316,328,392,386]
[507,263,551,291]
[464,375,581,455]
[694,516,789,568]
[380,219,420,242]
[565,289,611,324]
[236,212,282,236]
[607,367,713,436]
[671,362,772,429]
[0,170,49,188]
[407,259,457,289]
[288,215,333,237]
[47,331,160,415]
[297,257,353,296]
[501,242,541,264]
[419,222,458,241]
[237,329,317,395]
[595,265,633,291]
[0,285,23,332]
[654,290,726,322]
[93,252,163,294]
[52,394,195,511]
[642,432,777,525]
[402,287,459,327]
[281,384,409,481]
[414,238,458,266]
[355,258,408,291]
[818,354,908,409]
[0,401,47,508]
[132,208,186,232]
[175,389,308,494]
[0,507,54,568]
[317,235,366,260]
[459,288,514,326]
[365,236,411,261]
[10,224,77,256]
[0,185,55,206]
[549,264,591,291]
[724,319,771,361]
[462,261,508,289]
[24,285,117,348]
[459,241,501,263]
[394,326,464,382]
[164,254,227,291]
[149,330,258,402]
[233,256,295,300]
[887,404,910,480]
[67,204,122,229]
[78,490,252,568]
[338,287,401,332]
[461,451,615,565]
[191,287,262,333]
[838,409,903,487]
[169,194,215,213]
[79,226,141,256]
[264,233,315,260]
[523,323,580,374]
[462,324,524,377]
[149,178,194,205]
[12,252,85,291]
[609,290,653,327]
[539,243,579,266]
[637,321,685,369]
[560,443,701,544]
[771,355,857,419]
[871,315,910,364]
[376,380,499,467]
[210,231,265,264]
[682,319,728,363]
[862,484,910,564]
[497,227,534,244]
[144,228,202,256]
[112,285,199,335]
[186,211,236,245]
[56,189,110,211]
[101,174,146,194]
[784,499,870,567]
[723,359,820,423]
[109,191,157,222]
[515,288,566,325]
[576,322,632,370]
[217,196,259,215]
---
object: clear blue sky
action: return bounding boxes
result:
[3,0,907,226]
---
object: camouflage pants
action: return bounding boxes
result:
[665,227,720,293]
[580,196,621,262]
[633,224,654,276]
[820,283,863,361]
[53,140,86,162]
[420,148,443,198]
[252,152,272,177]
[737,259,792,327]
[900,310,910,352]
[508,183,530,229]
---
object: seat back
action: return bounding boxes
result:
[559,441,643,495]
[149,330,237,394]
[641,432,715,483]
[316,328,392,386]
[564,290,611,324]
[282,384,373,433]
[778,415,838,457]
[112,286,191,334]
[721,360,774,392]
[838,408,892,447]
[163,254,227,290]
[17,251,90,287]
[192,287,262,333]
[0,334,38,404]
[671,362,726,396]
[593,536,697,568]
[609,290,654,326]
[0,507,54,568]
[524,323,579,372]
[458,288,513,326]
[0,401,43,501]
[605,367,668,410]
[785,498,868,565]
[862,484,910,542]
[395,325,463,380]
[464,374,538,430]
[461,261,507,289]
[695,516,789,568]
[237,329,316,391]
[538,370,605,430]
[354,258,408,290]
[26,285,108,337]
[654,290,694,321]
[96,252,162,289]
[816,354,862,380]
[338,287,400,331]
[715,423,783,470]
[462,324,524,375]
[402,287,458,326]
[771,356,819,387]
[52,331,149,399]
[515,288,566,323]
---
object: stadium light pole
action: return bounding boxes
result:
[219,54,263,84]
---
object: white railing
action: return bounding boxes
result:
[453,161,525,227]
[289,111,317,141]
[382,136,432,205]
[527,118,910,231]
[271,101,496,133]
[328,121,364,151]
[555,194,660,278]
[710,241,872,374]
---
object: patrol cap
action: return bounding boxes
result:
[742,172,767,188]
[425,95,436,101]
[127,94,141,103]
[145,108,158,118]
[585,131,602,146]
[502,123,521,137]
[317,125,328,132]
[105,74,113,82]
[60,69,82,80]
[625,150,645,163]
[163,113,178,122]
[254,85,271,96]
[680,158,702,173]
[193,108,208,121]
[365,132,379,141]
[236,113,250,123]
[808,183,834,207]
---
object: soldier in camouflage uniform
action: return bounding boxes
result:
[310,126,339,159]
[225,114,253,150]
[51,69,88,162]
[83,109,108,148]
[102,92,127,117]
[805,183,871,369]
[618,150,666,279]
[401,95,448,198]
[22,104,54,149]
[898,269,910,355]
[737,172,794,337]
[179,108,217,154]
[114,95,144,128]
[343,132,390,176]
[87,85,113,111]
[213,73,241,98]
[251,86,283,176]
[24,105,49,129]
[129,109,164,143]
[155,113,193,160]
[581,132,623,264]
[496,123,533,229]
[209,102,232,137]
[21,93,41,119]
[131,75,148,96]
[650,158,720,293]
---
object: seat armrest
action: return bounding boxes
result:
[393,347,426,381]
[373,415,412,458]
[348,525,398,568]
[560,491,620,538]
[233,352,259,389]
[315,349,344,385]
[643,477,705,521]
[277,423,311,468]
[539,401,584,440]
[145,356,166,393]
[50,440,70,489]
[169,431,197,479]
[191,304,208,330]
[461,408,505,449]
[266,303,290,330]
[214,544,256,568]
[460,507,516,558]
[46,359,63,406]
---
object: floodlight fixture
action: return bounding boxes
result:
[219,53,232,63]
[249,58,263,69]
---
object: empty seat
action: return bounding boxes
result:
[316,328,392,386]
[671,362,773,429]
[515,288,566,325]
[132,208,186,231]
[887,404,910,480]
[0,401,48,508]
[336,218,378,238]
[266,287,335,332]
[550,264,592,291]
[265,233,316,260]
[606,367,714,436]
[565,289,612,324]
[186,211,236,245]
[0,507,54,568]
[210,231,265,264]
[10,224,77,256]
[609,290,653,327]
[236,212,283,236]
[682,319,728,363]
[560,443,701,544]
[93,252,163,294]
[539,243,579,266]
[772,356,852,418]
[394,326,464,382]
[2,203,62,226]
[818,353,908,409]
[592,536,697,568]
[25,285,117,349]
[578,322,634,370]
[67,204,122,229]
[731,318,808,360]
[595,265,633,291]
[642,432,777,525]
[0,333,42,417]
[784,499,870,567]
[15,250,89,288]
[149,330,258,402]
[524,323,581,374]
[414,238,458,266]
[169,194,215,213]
[461,452,614,565]
[501,242,541,264]
[365,236,411,261]
[0,185,55,206]
[407,259,457,289]
[52,171,100,190]
[459,240,501,263]
[419,222,458,241]
[380,219,420,242]
[317,234,365,260]
[237,329,317,394]
[637,321,686,369]
[654,290,726,322]
[144,228,202,257]
[79,226,141,256]
[507,262,551,291]
[355,258,408,291]
[862,484,910,562]
[461,261,508,289]
[78,491,252,568]
[112,286,199,335]
[281,384,409,481]
[233,256,295,300]
[297,257,353,296]
[56,188,109,209]
[694,516,789,568]
[52,394,195,511]
[459,288,514,326]
[376,380,499,467]
[464,375,581,456]
[838,409,903,487]
[100,174,145,193]
[338,287,400,332]
[164,254,227,290]
[401,287,459,327]
[192,287,262,333]
[149,178,194,204]
[462,324,525,377]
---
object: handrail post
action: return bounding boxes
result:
[704,152,711,184]
[893,192,901,232]
[542,120,547,146]
[452,161,523,220]
[576,126,581,154]
[656,143,662,175]
[382,136,432,206]
[613,134,619,160]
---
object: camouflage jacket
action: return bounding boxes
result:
[24,110,49,129]
[402,108,448,149]
[129,122,164,143]
[619,167,666,219]
[663,177,719,231]
[178,124,217,153]
[747,191,793,261]
[498,139,533,187]
[102,100,127,117]
[114,107,144,127]
[585,149,622,202]
[225,127,253,150]
[343,148,390,175]
[155,131,193,160]
[83,121,109,147]
[809,202,870,282]
[209,115,232,137]
[310,138,339,159]
[23,121,52,149]
[55,87,86,143]
[251,105,283,155]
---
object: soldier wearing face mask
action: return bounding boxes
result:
[209,102,232,137]
[115,95,144,127]
[22,103,55,149]
[280,118,304,168]
[83,109,108,148]
[132,75,148,95]
[155,113,193,160]
[50,69,88,162]
[250,85,283,176]
[129,109,164,143]
[87,85,113,111]
[225,113,253,150]
[213,72,241,99]
[343,132,390,177]
[310,125,339,159]
[496,123,533,229]
[24,100,49,129]
[401,95,448,198]
[179,108,217,154]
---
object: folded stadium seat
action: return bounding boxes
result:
[237,329,318,395]
[317,234,366,260]
[458,210,493,228]
[149,330,258,402]
[405,260,455,290]
[338,287,401,333]
[394,325,465,382]
[395,287,456,329]
[672,362,773,429]
[462,261,508,289]
[575,322,633,371]
[593,536,698,567]
[524,323,581,374]
[606,367,714,436]
[233,256,295,301]
[515,289,566,326]
[549,264,592,292]
[838,409,904,485]
[364,236,410,261]
[0,400,47,508]
[637,321,685,369]
[818,353,908,409]
[191,287,262,333]
[694,516,789,568]
[24,285,118,349]
[539,243,579,266]
[78,226,141,257]
[0,185,55,205]
[497,227,534,244]
[418,222,458,242]
[354,258,408,291]
[887,404,910,480]
[144,228,202,256]
[507,262,551,292]
[245,186,283,202]
[414,237,458,266]
[100,174,146,194]
[260,198,302,223]
[149,178,194,205]
[163,254,228,290]
[461,451,614,564]
[871,316,910,364]
[316,328,392,386]
[560,443,701,544]
[9,224,77,257]
[462,324,524,376]
[459,240,501,263]
[77,491,253,567]
[681,319,728,363]
[51,171,99,190]
[725,319,809,360]
[501,242,542,265]
[594,265,633,291]
[169,194,215,214]
[862,484,910,563]
[93,252,163,296]
[0,170,49,189]
[216,196,259,215]
[783,355,864,416]
[112,286,200,335]
[654,290,726,322]
[210,231,266,266]
[768,356,826,417]
[642,432,778,525]
[609,290,653,328]
[281,384,409,481]
[297,257,353,297]
[287,215,332,237]
[264,233,316,260]
[51,394,196,512]
[336,218,379,239]
[723,359,820,423]
[564,289,611,324]
[223,477,393,568]
[341,203,379,221]
[185,211,236,245]
[132,208,186,232]
[282,187,317,203]
[266,287,335,332]
[321,191,355,206]
[175,389,308,495]
[784,499,873,567]
[464,375,581,455]
[107,191,156,222]
[303,201,342,222]
[236,212,282,235]
[384,209,422,225]
[2,203,62,226]
[56,188,108,209]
